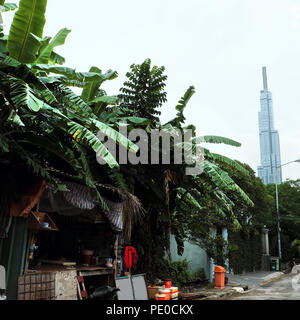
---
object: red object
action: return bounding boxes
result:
[164,279,172,288]
[214,265,226,289]
[124,246,138,270]
[77,273,88,298]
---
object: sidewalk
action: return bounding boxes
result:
[180,270,287,300]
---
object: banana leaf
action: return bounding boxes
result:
[35,28,71,64]
[203,160,253,206]
[3,3,18,11]
[89,95,118,105]
[7,0,47,63]
[196,135,241,147]
[10,79,44,112]
[81,66,103,103]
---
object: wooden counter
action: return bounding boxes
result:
[27,264,113,276]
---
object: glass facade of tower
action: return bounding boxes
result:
[258,67,282,185]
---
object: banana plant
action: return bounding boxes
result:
[0,0,140,204]
[117,74,255,262]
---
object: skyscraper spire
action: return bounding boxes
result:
[262,66,268,91]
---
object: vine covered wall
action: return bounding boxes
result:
[228,230,262,274]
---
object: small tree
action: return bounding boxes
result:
[119,58,167,125]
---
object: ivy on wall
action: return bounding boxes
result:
[228,230,262,274]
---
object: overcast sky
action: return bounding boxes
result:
[3,0,300,181]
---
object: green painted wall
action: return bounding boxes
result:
[0,217,28,300]
[170,235,209,278]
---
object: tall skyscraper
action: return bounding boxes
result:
[257,67,282,185]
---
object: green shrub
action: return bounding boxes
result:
[146,258,205,287]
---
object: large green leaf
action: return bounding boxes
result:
[203,160,253,206]
[49,51,65,65]
[31,64,75,77]
[10,79,44,112]
[164,86,195,127]
[39,103,120,169]
[7,108,25,126]
[125,116,150,125]
[81,66,103,103]
[7,0,47,63]
[31,64,118,83]
[50,82,94,116]
[89,95,118,105]
[0,52,20,67]
[204,150,250,175]
[35,28,71,64]
[196,135,241,147]
[3,3,18,11]
[89,118,139,153]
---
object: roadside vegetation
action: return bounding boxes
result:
[0,0,299,287]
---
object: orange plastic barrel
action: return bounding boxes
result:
[214,265,226,289]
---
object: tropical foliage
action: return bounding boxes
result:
[0,0,258,273]
[0,0,138,211]
[117,59,254,269]
[119,58,167,125]
[266,179,300,262]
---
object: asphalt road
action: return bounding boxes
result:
[223,273,300,300]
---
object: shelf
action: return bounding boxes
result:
[28,211,59,232]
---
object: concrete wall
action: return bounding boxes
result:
[170,235,210,279]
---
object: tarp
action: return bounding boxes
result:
[103,199,123,232]
[62,182,96,210]
[39,182,123,232]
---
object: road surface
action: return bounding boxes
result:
[223,273,300,300]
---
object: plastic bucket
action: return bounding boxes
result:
[171,292,178,300]
[159,289,171,300]
[170,287,178,294]
[155,294,166,300]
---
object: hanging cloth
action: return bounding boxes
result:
[9,178,46,218]
[124,246,138,270]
